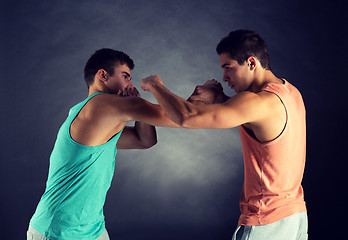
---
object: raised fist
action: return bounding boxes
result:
[141,75,163,92]
[187,79,224,104]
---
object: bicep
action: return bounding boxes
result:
[182,92,268,129]
[120,97,181,128]
[116,126,149,149]
[182,104,241,129]
[116,127,137,149]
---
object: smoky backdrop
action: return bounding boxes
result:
[0,0,345,239]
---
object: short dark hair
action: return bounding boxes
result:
[216,30,271,70]
[84,48,134,87]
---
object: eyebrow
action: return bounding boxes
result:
[122,71,131,78]
[221,63,230,68]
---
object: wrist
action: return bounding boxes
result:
[150,81,165,92]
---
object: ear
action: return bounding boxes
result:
[96,69,108,83]
[246,56,257,71]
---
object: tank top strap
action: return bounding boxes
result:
[68,92,104,119]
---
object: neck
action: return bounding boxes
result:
[249,70,281,92]
[88,82,112,96]
[88,85,106,96]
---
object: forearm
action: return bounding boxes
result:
[125,97,182,128]
[150,84,197,126]
[134,121,157,148]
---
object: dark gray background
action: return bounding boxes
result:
[0,0,346,239]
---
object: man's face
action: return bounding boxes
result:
[219,53,252,93]
[106,64,134,94]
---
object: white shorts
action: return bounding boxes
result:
[232,212,308,240]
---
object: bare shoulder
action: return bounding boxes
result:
[257,90,285,114]
[223,91,266,109]
[244,91,287,142]
[71,94,129,146]
[223,90,285,125]
[88,93,137,113]
[87,93,151,123]
[227,90,282,106]
[88,93,123,107]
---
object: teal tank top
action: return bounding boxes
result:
[30,92,123,240]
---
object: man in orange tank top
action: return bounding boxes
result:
[141,30,308,240]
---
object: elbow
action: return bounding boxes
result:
[169,104,198,128]
[180,113,195,129]
[179,103,199,128]
[141,136,157,149]
[167,112,187,127]
[147,138,158,148]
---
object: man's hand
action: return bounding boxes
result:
[141,75,164,92]
[116,86,158,149]
[202,79,223,91]
[187,79,226,104]
[117,87,141,97]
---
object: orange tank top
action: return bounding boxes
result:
[238,79,307,226]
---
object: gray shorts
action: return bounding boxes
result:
[27,225,110,240]
[232,212,308,240]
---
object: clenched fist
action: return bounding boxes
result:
[141,75,164,92]
[187,79,224,104]
[117,87,141,97]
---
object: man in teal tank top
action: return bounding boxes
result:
[28,49,179,240]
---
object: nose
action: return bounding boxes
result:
[222,73,229,82]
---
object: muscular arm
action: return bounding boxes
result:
[116,88,157,149]
[113,96,181,128]
[116,122,157,149]
[115,84,228,149]
[142,82,241,128]
[141,75,283,130]
[113,88,180,149]
[116,88,229,149]
[70,88,180,148]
